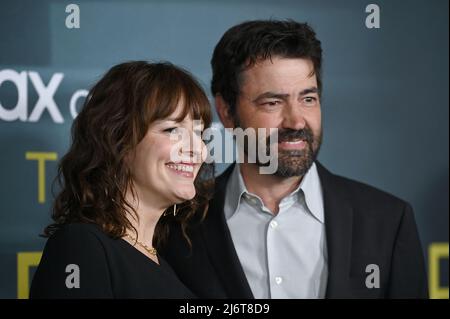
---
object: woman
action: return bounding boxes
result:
[30,61,213,298]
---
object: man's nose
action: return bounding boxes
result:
[281,103,306,131]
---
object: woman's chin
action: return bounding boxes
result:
[173,188,196,202]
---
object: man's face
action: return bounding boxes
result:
[235,57,322,177]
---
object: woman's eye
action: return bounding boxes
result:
[163,127,179,133]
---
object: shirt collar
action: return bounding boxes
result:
[223,164,247,220]
[224,162,325,223]
[299,162,325,223]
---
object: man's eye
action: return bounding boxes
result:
[261,101,281,107]
[303,96,318,105]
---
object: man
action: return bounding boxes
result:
[160,20,428,298]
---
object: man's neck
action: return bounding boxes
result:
[239,162,304,215]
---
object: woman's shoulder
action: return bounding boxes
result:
[32,223,115,298]
[46,222,111,249]
[38,222,115,273]
[53,222,105,235]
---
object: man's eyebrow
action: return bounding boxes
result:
[299,87,319,96]
[252,87,319,103]
[252,92,290,103]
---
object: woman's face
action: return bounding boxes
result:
[129,102,207,207]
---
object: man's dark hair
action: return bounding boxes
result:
[211,20,323,115]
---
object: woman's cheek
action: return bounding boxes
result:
[159,138,176,161]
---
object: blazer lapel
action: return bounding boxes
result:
[200,164,254,298]
[316,162,354,298]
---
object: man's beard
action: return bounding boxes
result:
[235,117,322,177]
[271,126,322,177]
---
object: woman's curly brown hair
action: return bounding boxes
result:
[44,61,214,248]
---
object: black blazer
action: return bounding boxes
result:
[160,162,428,299]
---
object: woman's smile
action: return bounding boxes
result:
[165,162,197,179]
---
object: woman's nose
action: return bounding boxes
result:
[179,131,205,163]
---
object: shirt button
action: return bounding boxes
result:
[275,276,283,285]
[270,220,278,229]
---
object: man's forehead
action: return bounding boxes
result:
[239,63,317,96]
[241,56,314,78]
[244,56,313,72]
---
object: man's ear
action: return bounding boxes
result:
[215,94,235,129]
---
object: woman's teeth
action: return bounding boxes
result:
[166,164,194,173]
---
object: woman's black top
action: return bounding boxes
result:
[30,223,195,298]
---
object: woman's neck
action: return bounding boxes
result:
[124,187,167,246]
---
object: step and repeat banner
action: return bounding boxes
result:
[0,0,448,298]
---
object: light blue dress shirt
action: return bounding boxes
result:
[224,162,328,298]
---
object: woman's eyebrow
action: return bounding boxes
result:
[158,117,190,124]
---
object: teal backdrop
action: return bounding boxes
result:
[0,0,448,298]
